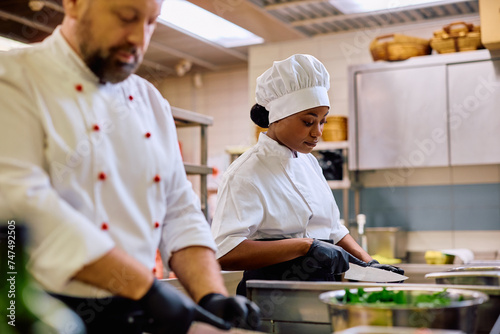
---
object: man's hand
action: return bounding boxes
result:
[139,279,230,334]
[368,259,405,275]
[198,293,262,330]
[307,239,367,273]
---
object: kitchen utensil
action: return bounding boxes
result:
[319,287,489,333]
[344,263,408,282]
[365,227,407,260]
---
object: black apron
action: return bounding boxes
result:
[236,239,342,296]
[51,293,148,334]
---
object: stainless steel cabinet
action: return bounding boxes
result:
[349,49,500,170]
[448,59,500,165]
[354,65,448,170]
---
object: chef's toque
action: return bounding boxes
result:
[255,54,330,124]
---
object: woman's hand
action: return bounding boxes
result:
[306,239,367,274]
[367,259,405,275]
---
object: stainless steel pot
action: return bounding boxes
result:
[319,287,488,334]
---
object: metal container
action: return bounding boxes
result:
[426,267,500,333]
[425,268,500,286]
[450,266,500,272]
[364,227,407,260]
[319,287,488,334]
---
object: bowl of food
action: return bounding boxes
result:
[319,287,488,333]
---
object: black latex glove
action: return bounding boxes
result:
[198,293,262,330]
[307,239,368,273]
[139,279,231,334]
[368,259,405,275]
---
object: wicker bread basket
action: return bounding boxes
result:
[322,116,347,142]
[370,33,431,61]
[430,21,484,54]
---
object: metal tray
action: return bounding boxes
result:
[425,271,500,286]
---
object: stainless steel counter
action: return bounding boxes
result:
[162,271,243,295]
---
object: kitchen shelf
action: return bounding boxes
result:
[184,163,213,175]
[312,140,350,190]
[172,106,213,127]
[327,179,351,189]
[225,145,251,163]
[225,139,353,222]
[172,106,213,220]
[313,140,352,224]
[314,140,348,151]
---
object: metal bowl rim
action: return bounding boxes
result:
[448,266,500,272]
[425,271,500,278]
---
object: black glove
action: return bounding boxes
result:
[307,239,368,274]
[198,293,262,330]
[139,279,231,334]
[368,259,405,275]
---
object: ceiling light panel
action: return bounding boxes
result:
[159,0,264,48]
[329,0,448,14]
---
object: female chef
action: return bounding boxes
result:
[210,54,403,295]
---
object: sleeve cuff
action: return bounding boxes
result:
[215,236,247,259]
[28,224,115,293]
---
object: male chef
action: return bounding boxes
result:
[0,0,260,333]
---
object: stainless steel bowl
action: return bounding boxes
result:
[319,287,488,334]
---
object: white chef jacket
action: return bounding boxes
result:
[0,27,216,297]
[211,133,349,259]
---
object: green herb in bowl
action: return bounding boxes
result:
[338,287,461,307]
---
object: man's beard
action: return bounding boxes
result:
[82,45,140,84]
[77,15,141,83]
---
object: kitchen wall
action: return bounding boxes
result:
[158,66,252,206]
[158,13,500,259]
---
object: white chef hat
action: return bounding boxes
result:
[255,54,330,124]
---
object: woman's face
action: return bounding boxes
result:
[267,106,329,154]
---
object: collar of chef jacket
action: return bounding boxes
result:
[47,26,101,85]
[256,132,298,160]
